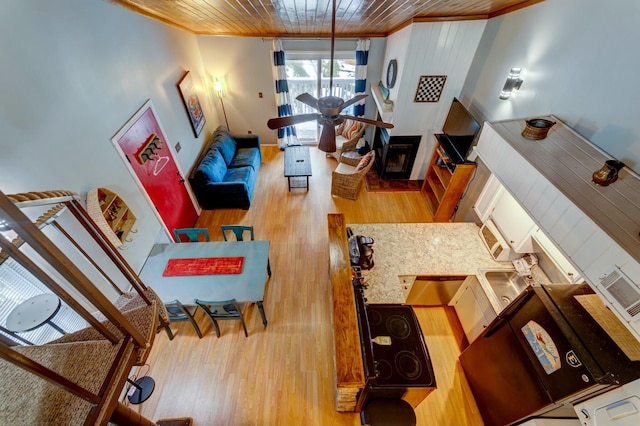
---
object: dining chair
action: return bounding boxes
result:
[220,225,254,242]
[221,225,271,278]
[194,298,248,337]
[163,300,203,339]
[173,228,210,243]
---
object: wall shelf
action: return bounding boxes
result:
[87,187,136,249]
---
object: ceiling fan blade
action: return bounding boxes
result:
[317,124,337,153]
[341,114,394,129]
[296,93,319,110]
[267,113,320,129]
[339,94,368,111]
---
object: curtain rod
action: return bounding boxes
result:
[262,37,362,42]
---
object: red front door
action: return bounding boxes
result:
[112,101,198,239]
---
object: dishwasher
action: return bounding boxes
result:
[406,275,466,305]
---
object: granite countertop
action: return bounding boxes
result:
[348,223,510,303]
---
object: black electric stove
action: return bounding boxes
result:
[354,282,436,411]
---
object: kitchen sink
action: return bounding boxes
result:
[479,269,531,310]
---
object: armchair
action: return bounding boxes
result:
[328,119,366,162]
[331,151,375,200]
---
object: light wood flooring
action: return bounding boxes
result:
[133,146,484,425]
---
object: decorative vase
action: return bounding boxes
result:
[592,160,625,186]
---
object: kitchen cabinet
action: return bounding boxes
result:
[475,173,536,253]
[473,174,504,222]
[532,228,583,284]
[399,275,417,300]
[86,187,137,249]
[450,275,496,343]
[492,189,536,253]
[421,139,476,222]
[475,118,640,340]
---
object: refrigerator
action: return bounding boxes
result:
[460,283,640,426]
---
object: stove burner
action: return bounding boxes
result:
[367,309,382,326]
[386,315,411,339]
[395,351,422,380]
[375,359,393,380]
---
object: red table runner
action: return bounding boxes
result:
[162,257,244,276]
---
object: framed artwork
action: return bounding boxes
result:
[177,71,206,137]
[414,75,447,103]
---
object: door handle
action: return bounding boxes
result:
[178,178,185,183]
[176,171,185,183]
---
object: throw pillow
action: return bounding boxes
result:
[355,151,374,171]
[341,119,360,139]
[212,126,236,165]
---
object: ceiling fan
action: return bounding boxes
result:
[266,0,394,153]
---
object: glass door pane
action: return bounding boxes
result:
[285,57,357,142]
[286,59,319,142]
[321,58,356,112]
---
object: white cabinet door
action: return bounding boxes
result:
[490,188,537,253]
[473,174,504,222]
[453,276,493,343]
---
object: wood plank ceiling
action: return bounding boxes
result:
[105,0,544,37]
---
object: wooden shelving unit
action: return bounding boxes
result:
[87,187,136,248]
[421,141,476,222]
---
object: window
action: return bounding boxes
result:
[0,257,87,345]
[285,52,356,142]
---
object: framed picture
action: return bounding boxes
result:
[414,75,447,103]
[177,71,206,137]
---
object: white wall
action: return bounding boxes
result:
[462,0,640,172]
[381,20,487,179]
[0,0,216,272]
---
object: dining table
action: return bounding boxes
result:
[138,240,271,326]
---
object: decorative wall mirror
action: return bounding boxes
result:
[386,59,398,89]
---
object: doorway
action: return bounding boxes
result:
[285,54,356,142]
[111,100,199,240]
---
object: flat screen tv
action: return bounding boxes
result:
[439,98,481,164]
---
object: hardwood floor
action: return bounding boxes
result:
[133,146,483,425]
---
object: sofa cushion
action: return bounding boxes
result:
[229,147,261,170]
[213,127,237,165]
[224,166,256,201]
[195,149,227,183]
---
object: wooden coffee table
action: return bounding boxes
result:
[284,145,312,191]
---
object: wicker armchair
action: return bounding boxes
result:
[331,151,375,200]
[328,120,366,162]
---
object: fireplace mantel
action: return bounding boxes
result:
[371,83,393,124]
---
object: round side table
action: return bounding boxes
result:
[6,294,66,335]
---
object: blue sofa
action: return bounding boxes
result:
[189,126,261,210]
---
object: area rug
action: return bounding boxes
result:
[364,168,422,192]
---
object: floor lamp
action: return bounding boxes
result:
[214,78,230,130]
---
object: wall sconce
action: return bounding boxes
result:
[499,68,523,100]
[213,77,229,129]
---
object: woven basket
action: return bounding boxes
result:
[521,118,556,140]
